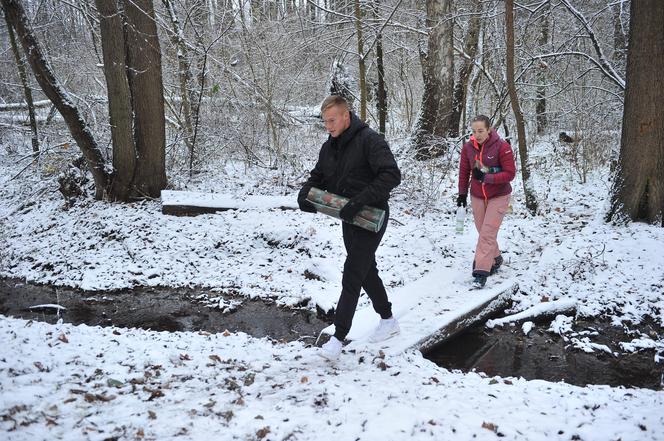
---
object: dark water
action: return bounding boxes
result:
[1,278,662,390]
[0,278,327,344]
[425,318,664,390]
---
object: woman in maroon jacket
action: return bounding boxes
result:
[457,115,516,288]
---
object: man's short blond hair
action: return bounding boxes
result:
[320,95,351,113]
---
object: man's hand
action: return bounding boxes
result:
[456,194,467,208]
[472,167,485,182]
[298,197,317,213]
[339,199,363,223]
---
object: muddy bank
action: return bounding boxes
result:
[0,278,328,344]
[2,278,662,390]
[425,318,663,390]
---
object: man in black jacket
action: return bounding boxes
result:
[298,95,402,360]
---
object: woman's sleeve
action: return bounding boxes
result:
[484,142,516,184]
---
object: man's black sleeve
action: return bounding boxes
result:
[353,132,401,206]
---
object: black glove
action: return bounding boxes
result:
[456,194,467,208]
[472,167,485,182]
[298,197,317,213]
[339,199,363,223]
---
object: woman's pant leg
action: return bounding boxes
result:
[471,194,510,274]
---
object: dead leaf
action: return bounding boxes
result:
[148,410,157,420]
[300,376,309,384]
[223,330,231,337]
[482,422,498,433]
[203,400,216,409]
[430,377,439,384]
[209,355,222,364]
[146,389,164,401]
[84,393,116,403]
[256,427,271,439]
[57,333,69,343]
[33,361,48,372]
[136,428,145,439]
[179,353,191,361]
[503,379,513,385]
[541,295,550,302]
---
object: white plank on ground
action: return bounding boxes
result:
[161,190,298,215]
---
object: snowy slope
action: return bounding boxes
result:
[1,316,663,441]
[1,137,664,440]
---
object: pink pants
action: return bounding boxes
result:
[471,194,510,274]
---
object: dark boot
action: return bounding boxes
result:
[472,274,487,288]
[490,255,504,275]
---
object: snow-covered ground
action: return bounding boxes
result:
[1,134,663,440]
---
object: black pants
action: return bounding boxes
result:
[333,210,392,341]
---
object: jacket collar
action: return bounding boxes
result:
[470,129,498,151]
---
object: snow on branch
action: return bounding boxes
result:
[559,0,625,90]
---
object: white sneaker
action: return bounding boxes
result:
[319,336,343,360]
[369,317,400,343]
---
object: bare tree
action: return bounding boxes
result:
[2,0,109,198]
[535,1,549,135]
[4,10,39,155]
[96,0,167,200]
[413,0,455,159]
[163,0,196,172]
[607,0,664,225]
[353,0,367,120]
[505,0,537,214]
[95,0,136,200]
[449,0,481,137]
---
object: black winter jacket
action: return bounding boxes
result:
[298,113,401,209]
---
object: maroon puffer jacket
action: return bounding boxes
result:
[458,129,516,200]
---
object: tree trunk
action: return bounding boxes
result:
[612,2,627,65]
[163,0,196,174]
[535,1,549,135]
[449,0,481,138]
[376,31,387,134]
[414,0,455,159]
[607,0,664,225]
[2,0,108,198]
[353,0,367,121]
[122,0,167,198]
[372,0,387,133]
[4,12,39,155]
[505,0,537,215]
[95,0,136,201]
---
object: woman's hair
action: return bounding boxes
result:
[321,95,351,113]
[470,115,491,129]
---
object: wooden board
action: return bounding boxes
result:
[322,266,517,356]
[161,190,297,216]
